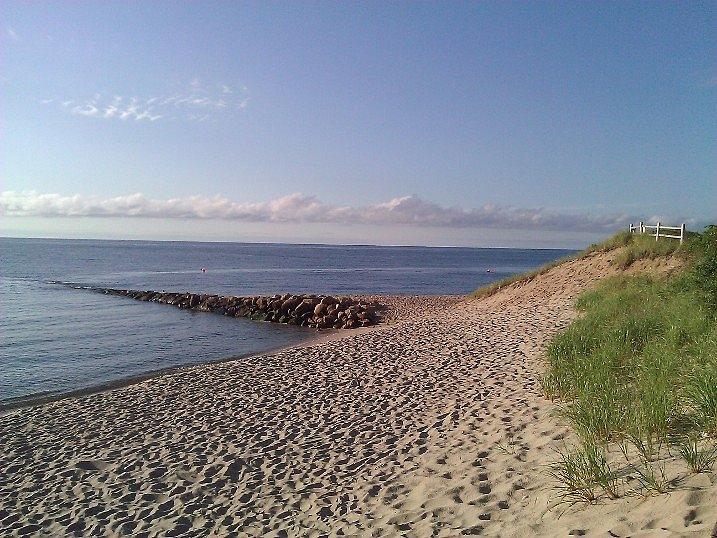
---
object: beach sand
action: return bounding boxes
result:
[2,250,715,537]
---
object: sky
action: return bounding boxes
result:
[1,1,715,248]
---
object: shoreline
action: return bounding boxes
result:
[1,326,364,415]
[1,341,314,414]
[2,294,462,414]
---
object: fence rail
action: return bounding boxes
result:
[629,221,686,243]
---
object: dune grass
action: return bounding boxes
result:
[678,437,717,474]
[470,253,581,299]
[550,440,621,506]
[471,228,684,300]
[543,225,717,502]
[610,232,683,269]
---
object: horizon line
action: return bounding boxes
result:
[0,234,581,251]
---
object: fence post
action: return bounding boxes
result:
[680,223,685,244]
[640,221,644,234]
[655,221,660,241]
[629,223,634,233]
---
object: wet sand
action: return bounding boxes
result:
[1,295,460,413]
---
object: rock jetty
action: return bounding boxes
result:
[96,288,385,329]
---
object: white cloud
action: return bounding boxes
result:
[103,105,118,118]
[1,190,699,233]
[48,79,248,123]
[135,109,162,122]
[72,104,99,117]
[5,27,18,42]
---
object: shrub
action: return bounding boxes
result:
[685,224,717,311]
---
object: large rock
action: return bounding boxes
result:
[293,300,313,316]
[281,297,301,313]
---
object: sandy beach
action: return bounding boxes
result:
[2,250,715,537]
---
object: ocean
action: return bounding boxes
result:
[0,237,574,407]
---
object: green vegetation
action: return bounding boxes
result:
[611,232,683,269]
[678,437,717,474]
[630,452,670,494]
[550,441,620,506]
[685,226,717,311]
[471,227,685,300]
[471,253,580,299]
[542,225,717,502]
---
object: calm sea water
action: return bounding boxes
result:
[1,237,573,407]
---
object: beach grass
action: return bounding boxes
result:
[471,228,684,300]
[550,440,621,505]
[610,232,683,269]
[678,437,717,474]
[543,225,717,499]
[470,253,582,299]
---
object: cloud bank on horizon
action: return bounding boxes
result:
[2,190,704,233]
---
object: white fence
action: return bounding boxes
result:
[629,221,686,244]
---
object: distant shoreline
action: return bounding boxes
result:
[0,235,581,251]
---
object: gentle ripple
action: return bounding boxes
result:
[0,238,574,404]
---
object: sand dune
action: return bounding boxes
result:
[1,250,714,537]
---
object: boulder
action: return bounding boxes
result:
[91,287,382,330]
[281,297,301,313]
[294,300,314,316]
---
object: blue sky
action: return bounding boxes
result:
[2,2,715,247]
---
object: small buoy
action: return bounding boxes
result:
[486,269,492,273]
[201,267,207,273]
